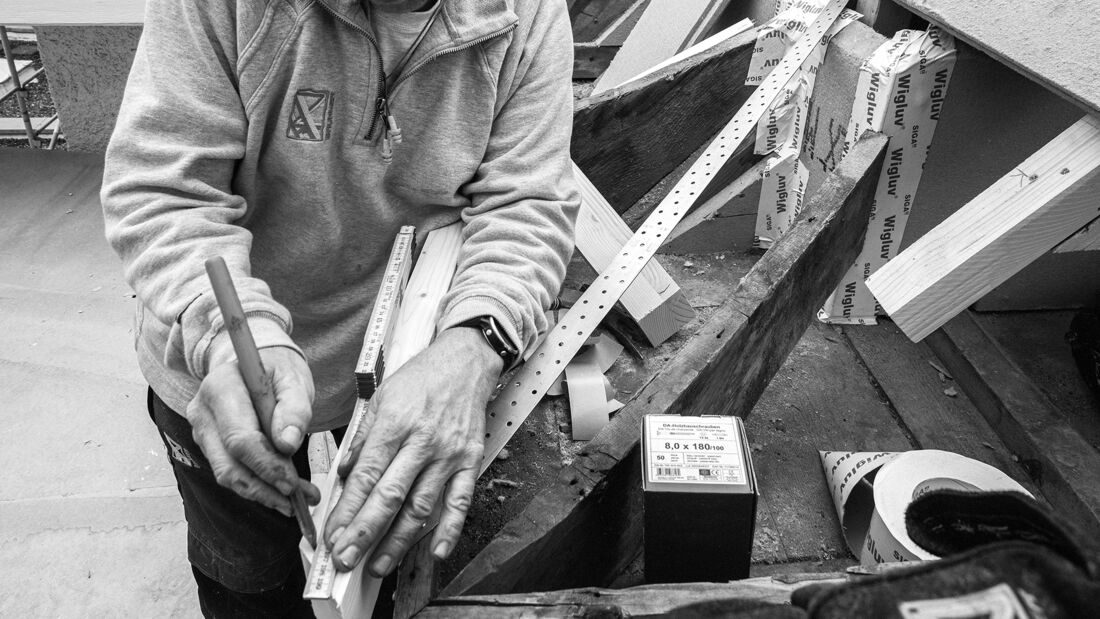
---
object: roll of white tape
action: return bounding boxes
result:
[860,450,1031,567]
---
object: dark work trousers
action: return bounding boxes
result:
[148,389,323,618]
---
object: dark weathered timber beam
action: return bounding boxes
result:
[569,0,641,43]
[925,313,1100,540]
[571,27,760,212]
[573,42,618,80]
[419,575,846,618]
[441,133,889,596]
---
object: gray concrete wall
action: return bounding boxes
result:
[36,26,142,152]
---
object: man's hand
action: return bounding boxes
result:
[324,326,503,576]
[185,346,321,516]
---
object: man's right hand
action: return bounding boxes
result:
[185,346,320,515]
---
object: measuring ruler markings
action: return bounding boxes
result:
[478,0,848,474]
[306,227,414,600]
[355,226,415,399]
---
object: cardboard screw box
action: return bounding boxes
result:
[642,414,758,583]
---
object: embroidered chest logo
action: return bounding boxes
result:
[286,89,334,142]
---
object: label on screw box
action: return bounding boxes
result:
[644,416,747,485]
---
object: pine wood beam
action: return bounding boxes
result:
[866,115,1100,343]
[573,162,695,346]
[441,133,887,597]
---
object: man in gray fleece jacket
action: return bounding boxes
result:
[101,0,578,614]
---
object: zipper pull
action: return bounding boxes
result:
[380,134,394,165]
[376,97,399,165]
[380,97,402,145]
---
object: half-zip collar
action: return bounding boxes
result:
[315,0,518,58]
[315,0,518,155]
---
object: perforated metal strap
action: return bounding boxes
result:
[479,0,848,474]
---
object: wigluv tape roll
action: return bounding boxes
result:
[821,450,1032,567]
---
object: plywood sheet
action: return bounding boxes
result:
[893,0,1100,115]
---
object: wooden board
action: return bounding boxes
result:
[393,538,438,619]
[571,27,760,212]
[867,115,1100,342]
[744,321,914,562]
[2,1,144,25]
[572,43,618,80]
[592,0,731,95]
[440,133,889,596]
[891,0,1100,116]
[307,223,463,619]
[969,312,1100,451]
[572,163,695,346]
[854,0,915,35]
[420,575,846,617]
[925,312,1100,540]
[0,116,53,136]
[569,0,643,43]
[0,59,35,101]
[896,40,1089,311]
[35,26,143,151]
[593,0,649,46]
[843,320,1039,496]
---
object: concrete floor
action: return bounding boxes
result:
[0,149,199,617]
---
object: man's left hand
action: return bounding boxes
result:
[324,325,503,576]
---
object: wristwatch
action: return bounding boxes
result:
[458,315,520,371]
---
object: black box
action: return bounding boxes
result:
[642,415,757,583]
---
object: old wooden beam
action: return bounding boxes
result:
[569,0,643,43]
[441,133,888,596]
[924,312,1100,540]
[420,575,846,618]
[572,43,619,80]
[571,27,760,211]
[393,538,439,619]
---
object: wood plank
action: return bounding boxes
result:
[2,1,144,25]
[572,43,618,80]
[420,575,846,618]
[866,115,1100,342]
[1054,216,1100,253]
[854,0,914,35]
[843,320,1039,497]
[891,0,1100,116]
[925,311,1100,540]
[441,133,888,596]
[570,0,642,43]
[969,311,1100,453]
[0,59,35,102]
[384,223,463,368]
[572,162,694,346]
[744,321,914,562]
[571,27,760,212]
[393,537,438,619]
[592,0,732,95]
[593,0,649,46]
[0,117,54,136]
[307,223,463,619]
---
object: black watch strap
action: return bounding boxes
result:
[459,315,519,370]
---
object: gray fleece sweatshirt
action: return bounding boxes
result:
[101,0,579,431]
